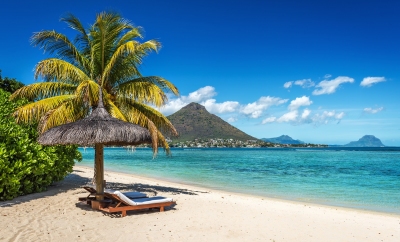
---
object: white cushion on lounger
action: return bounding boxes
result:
[121,191,148,199]
[113,191,173,206]
[104,189,147,199]
[130,196,174,205]
[83,185,147,199]
[104,188,116,193]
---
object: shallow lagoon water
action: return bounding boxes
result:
[78,147,400,214]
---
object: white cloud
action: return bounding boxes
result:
[261,117,277,124]
[159,98,189,115]
[335,112,345,119]
[283,81,293,88]
[284,79,315,89]
[324,74,332,79]
[227,117,237,123]
[312,111,345,124]
[277,110,298,122]
[159,86,238,115]
[360,77,386,87]
[262,108,345,125]
[182,86,216,102]
[301,109,311,119]
[241,96,288,118]
[202,99,239,113]
[363,107,384,114]
[288,96,313,111]
[294,79,315,88]
[312,76,354,95]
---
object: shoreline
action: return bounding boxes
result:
[1,165,399,241]
[76,164,400,216]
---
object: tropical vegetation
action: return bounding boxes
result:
[0,88,81,200]
[0,70,25,93]
[10,12,179,154]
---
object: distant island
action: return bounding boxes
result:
[261,135,304,145]
[343,135,385,147]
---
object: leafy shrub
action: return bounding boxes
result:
[0,89,82,200]
[0,70,25,93]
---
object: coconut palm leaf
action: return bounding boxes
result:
[102,40,143,83]
[13,95,75,123]
[121,76,179,95]
[117,80,168,106]
[35,58,89,84]
[61,13,90,49]
[10,82,76,101]
[118,98,177,136]
[117,27,143,46]
[74,79,100,106]
[38,97,87,133]
[31,31,89,69]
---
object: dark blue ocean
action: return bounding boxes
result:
[78,147,400,214]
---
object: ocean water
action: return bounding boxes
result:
[78,147,400,214]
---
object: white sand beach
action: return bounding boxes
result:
[0,165,399,242]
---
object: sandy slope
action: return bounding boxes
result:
[0,165,399,242]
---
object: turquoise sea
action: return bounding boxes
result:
[78,147,400,214]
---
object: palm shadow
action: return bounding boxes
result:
[1,168,205,208]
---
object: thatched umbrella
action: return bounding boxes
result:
[38,90,152,200]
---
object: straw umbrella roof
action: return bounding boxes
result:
[38,90,153,202]
[37,91,152,146]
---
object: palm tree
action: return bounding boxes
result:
[11,12,179,153]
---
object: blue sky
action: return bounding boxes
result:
[1,0,399,145]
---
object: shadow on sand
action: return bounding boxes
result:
[0,168,204,208]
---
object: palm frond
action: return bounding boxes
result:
[119,81,167,106]
[75,79,100,107]
[105,57,142,86]
[13,95,75,124]
[102,90,128,121]
[31,30,89,69]
[136,40,161,55]
[117,76,179,106]
[35,58,89,84]
[10,82,76,101]
[118,98,178,136]
[156,131,171,155]
[117,27,143,46]
[38,97,87,133]
[60,13,91,56]
[146,119,159,156]
[102,41,143,84]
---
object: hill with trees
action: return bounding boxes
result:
[167,102,257,142]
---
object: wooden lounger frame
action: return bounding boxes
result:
[99,193,176,217]
[78,186,98,204]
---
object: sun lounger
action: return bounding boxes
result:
[99,191,176,217]
[78,185,148,204]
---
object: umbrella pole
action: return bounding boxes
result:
[95,143,104,200]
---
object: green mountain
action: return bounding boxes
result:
[344,135,385,147]
[261,135,304,144]
[167,102,257,142]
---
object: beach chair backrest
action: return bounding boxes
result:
[113,191,137,206]
[82,185,97,193]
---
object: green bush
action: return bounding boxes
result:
[0,89,82,200]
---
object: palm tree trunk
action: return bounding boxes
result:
[95,143,104,200]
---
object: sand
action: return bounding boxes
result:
[0,165,399,242]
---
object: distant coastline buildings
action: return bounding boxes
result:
[167,138,326,148]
